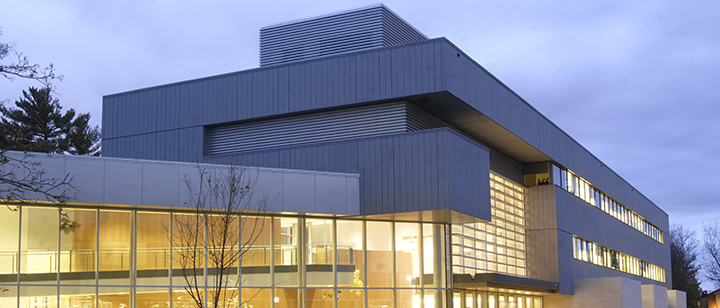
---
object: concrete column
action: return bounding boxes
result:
[642,284,668,308]
[667,290,687,308]
[543,277,643,308]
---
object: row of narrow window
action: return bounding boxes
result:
[557,168,663,243]
[572,236,665,283]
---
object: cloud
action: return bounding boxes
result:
[1,0,717,234]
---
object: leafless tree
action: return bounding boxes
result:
[670,224,702,307]
[0,149,77,231]
[0,29,75,227]
[1,29,62,91]
[172,161,269,308]
[703,222,720,288]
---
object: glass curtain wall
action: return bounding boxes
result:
[451,173,529,277]
[0,205,448,308]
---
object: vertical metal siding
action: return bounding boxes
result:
[204,128,488,218]
[101,38,662,233]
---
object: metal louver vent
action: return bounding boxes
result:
[260,4,426,66]
[489,150,523,184]
[207,102,441,155]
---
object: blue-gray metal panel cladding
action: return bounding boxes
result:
[259,4,426,66]
[447,130,491,220]
[103,37,665,232]
[554,186,671,288]
[434,40,667,231]
[207,102,443,155]
[204,128,490,220]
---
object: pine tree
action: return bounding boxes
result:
[1,86,100,155]
[66,113,101,155]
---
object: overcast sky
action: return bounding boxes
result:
[1,0,719,287]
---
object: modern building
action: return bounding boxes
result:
[0,4,685,308]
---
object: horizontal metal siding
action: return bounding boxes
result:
[260,5,426,66]
[260,6,385,66]
[406,103,446,131]
[489,149,523,184]
[208,102,422,155]
[381,9,427,47]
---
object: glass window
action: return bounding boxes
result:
[207,214,240,288]
[173,288,204,308]
[276,217,299,266]
[241,288,271,308]
[0,285,17,307]
[423,224,444,287]
[306,219,333,287]
[172,213,206,287]
[208,288,240,308]
[137,212,170,285]
[476,292,485,308]
[465,292,475,308]
[397,288,416,308]
[20,284,57,308]
[276,288,301,308]
[368,288,393,308]
[0,205,19,281]
[366,221,393,287]
[98,287,131,308]
[59,286,95,308]
[307,219,333,265]
[20,207,59,281]
[307,288,336,308]
[277,217,300,286]
[136,287,170,308]
[425,289,445,308]
[60,209,96,285]
[396,223,419,288]
[99,210,132,284]
[241,216,272,287]
[337,220,364,291]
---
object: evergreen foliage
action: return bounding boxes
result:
[0,86,100,155]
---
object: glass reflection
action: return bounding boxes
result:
[99,287,131,308]
[0,205,19,282]
[60,209,96,285]
[137,288,170,308]
[99,210,132,284]
[59,286,95,308]
[20,207,59,282]
[366,222,392,287]
[396,223,419,288]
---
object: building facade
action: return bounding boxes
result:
[0,4,685,308]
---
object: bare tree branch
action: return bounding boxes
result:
[1,29,63,89]
[0,30,76,229]
[171,159,270,308]
[703,222,720,289]
[670,224,702,307]
[0,150,76,220]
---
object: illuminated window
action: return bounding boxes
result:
[572,235,665,282]
[556,167,663,243]
[451,173,529,277]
